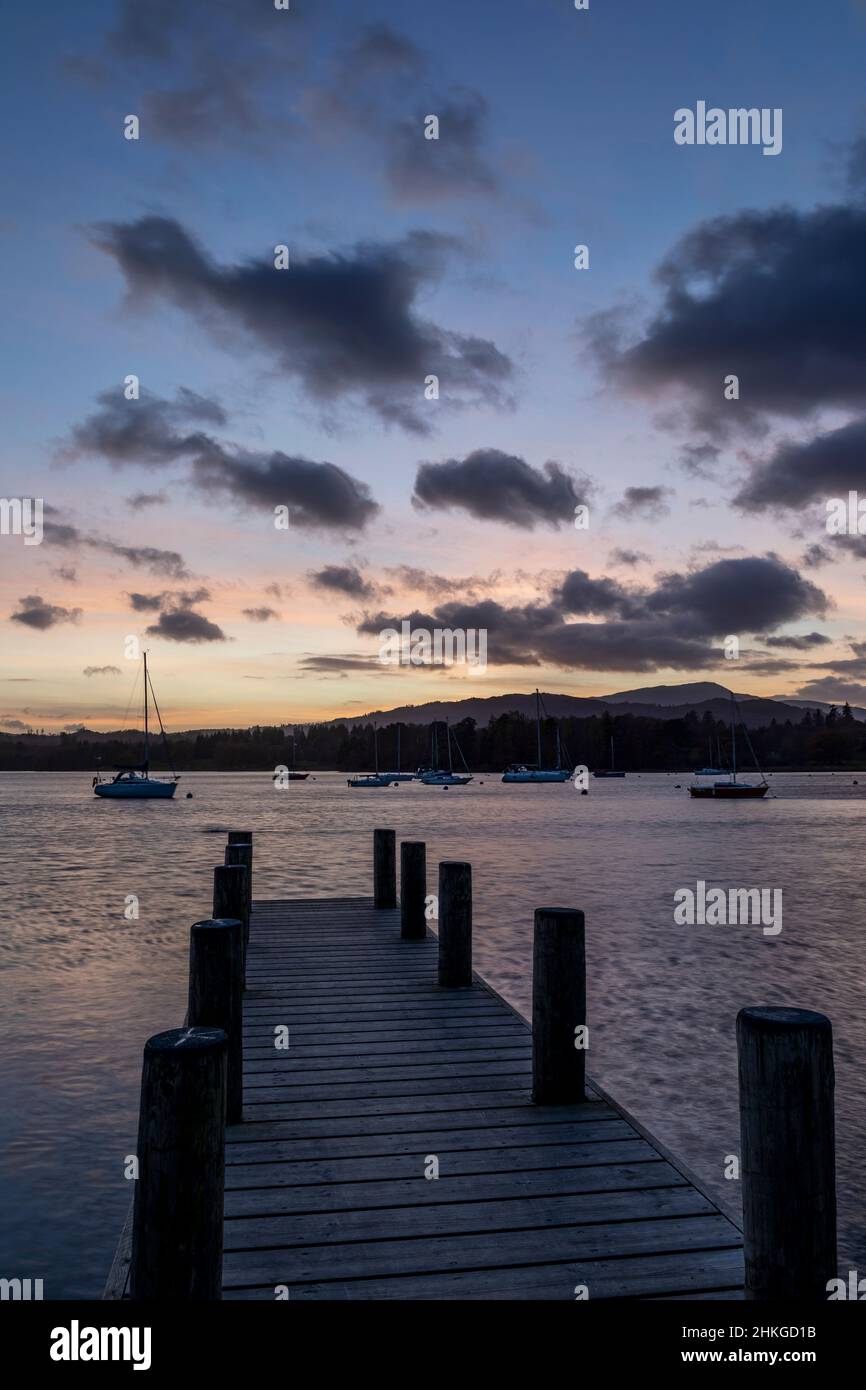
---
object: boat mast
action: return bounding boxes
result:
[730,692,737,782]
[447,719,453,773]
[535,689,542,769]
[374,723,379,775]
[396,723,401,773]
[555,724,562,770]
[610,735,615,772]
[143,651,149,772]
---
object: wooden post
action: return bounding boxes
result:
[532,908,586,1105]
[400,840,426,940]
[438,862,472,987]
[737,1006,837,1300]
[213,863,248,986]
[374,828,396,909]
[188,918,244,1125]
[130,1026,226,1300]
[225,844,252,957]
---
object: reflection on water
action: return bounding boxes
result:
[1,769,864,1296]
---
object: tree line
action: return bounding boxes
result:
[0,703,863,772]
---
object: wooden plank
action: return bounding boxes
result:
[207,893,744,1300]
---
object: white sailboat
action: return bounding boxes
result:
[502,690,572,782]
[380,723,414,782]
[92,653,179,799]
[347,723,398,788]
[420,720,472,786]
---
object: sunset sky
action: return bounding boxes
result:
[4,0,866,731]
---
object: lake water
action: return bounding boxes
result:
[1,769,864,1297]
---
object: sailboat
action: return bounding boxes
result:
[593,735,626,779]
[347,723,397,788]
[694,734,726,777]
[380,723,415,782]
[283,733,309,780]
[92,653,179,799]
[420,720,473,786]
[502,689,572,782]
[689,693,769,799]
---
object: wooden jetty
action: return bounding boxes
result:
[106,829,838,1302]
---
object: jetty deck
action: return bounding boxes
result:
[222,895,744,1300]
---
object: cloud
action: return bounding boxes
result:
[127,491,168,509]
[64,387,380,532]
[413,449,590,528]
[758,632,832,650]
[386,91,499,203]
[0,718,29,731]
[801,543,833,569]
[608,548,650,568]
[298,653,386,675]
[678,443,721,479]
[83,665,122,676]
[242,606,279,622]
[613,486,673,520]
[93,217,513,431]
[308,564,376,599]
[128,587,210,613]
[146,609,227,643]
[10,595,82,630]
[646,556,828,636]
[355,554,828,675]
[590,205,866,435]
[734,416,866,513]
[40,501,190,577]
[53,566,78,583]
[384,565,498,597]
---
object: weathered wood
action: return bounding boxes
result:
[213,864,248,986]
[400,840,426,939]
[189,918,244,1125]
[532,907,586,1105]
[130,1026,226,1301]
[438,861,472,987]
[737,1006,837,1301]
[373,828,396,908]
[224,846,251,957]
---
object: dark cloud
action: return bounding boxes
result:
[385,565,497,597]
[146,609,227,644]
[10,595,82,630]
[242,607,279,622]
[53,566,78,583]
[413,449,590,528]
[355,554,828,674]
[678,443,721,479]
[801,543,833,569]
[298,653,386,675]
[40,500,190,577]
[386,91,499,203]
[127,491,168,510]
[128,587,210,613]
[758,631,832,650]
[64,387,380,532]
[308,565,376,599]
[646,556,828,636]
[83,665,122,676]
[734,416,866,512]
[613,486,672,520]
[93,217,512,431]
[608,548,650,568]
[591,205,866,434]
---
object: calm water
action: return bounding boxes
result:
[1,769,864,1297]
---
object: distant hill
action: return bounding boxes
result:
[320,684,854,731]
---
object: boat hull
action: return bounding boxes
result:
[593,771,625,779]
[689,783,768,799]
[502,770,571,783]
[94,780,177,799]
[420,774,472,786]
[347,776,396,788]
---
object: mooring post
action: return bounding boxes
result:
[130,1026,226,1300]
[213,863,248,986]
[188,917,244,1125]
[438,861,472,987]
[225,843,252,956]
[373,828,397,909]
[737,1006,837,1300]
[532,907,586,1105]
[400,840,426,940]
